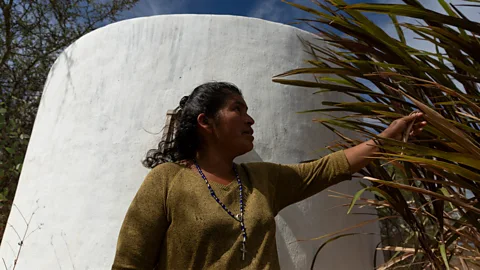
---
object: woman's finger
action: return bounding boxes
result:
[413,121,427,128]
[410,127,424,136]
[402,112,424,123]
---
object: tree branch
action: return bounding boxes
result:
[0,0,13,67]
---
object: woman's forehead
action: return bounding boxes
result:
[227,94,247,106]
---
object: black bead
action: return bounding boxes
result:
[195,161,247,245]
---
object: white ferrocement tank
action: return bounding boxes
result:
[0,15,382,269]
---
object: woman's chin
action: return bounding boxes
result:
[238,142,254,156]
[245,142,254,153]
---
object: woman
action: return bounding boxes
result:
[112,82,426,269]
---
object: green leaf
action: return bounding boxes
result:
[439,244,450,270]
[399,91,480,157]
[343,3,480,33]
[274,68,359,78]
[439,188,455,211]
[343,60,409,70]
[376,139,480,169]
[272,79,338,88]
[5,148,14,155]
[371,110,404,117]
[14,155,23,165]
[366,177,480,214]
[311,233,378,269]
[381,154,480,183]
[389,15,406,44]
[347,188,367,214]
[437,0,468,38]
[316,77,354,86]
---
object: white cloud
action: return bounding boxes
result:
[247,0,287,22]
[247,0,319,33]
[124,0,187,18]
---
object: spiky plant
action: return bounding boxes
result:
[275,0,480,269]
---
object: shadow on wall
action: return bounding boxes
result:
[234,150,263,164]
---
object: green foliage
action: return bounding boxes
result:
[0,0,138,242]
[0,101,28,239]
[278,0,480,268]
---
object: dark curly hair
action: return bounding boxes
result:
[142,82,243,169]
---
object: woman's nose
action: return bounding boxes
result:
[246,114,255,125]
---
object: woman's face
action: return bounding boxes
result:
[213,94,255,157]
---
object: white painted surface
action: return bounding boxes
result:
[0,15,382,269]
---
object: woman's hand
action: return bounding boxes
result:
[379,112,427,140]
[344,111,427,173]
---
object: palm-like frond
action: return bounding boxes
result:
[278,0,480,268]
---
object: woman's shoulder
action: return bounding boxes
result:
[239,161,280,175]
[145,162,187,183]
[150,161,185,172]
[240,161,274,167]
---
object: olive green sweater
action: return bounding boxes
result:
[112,150,351,270]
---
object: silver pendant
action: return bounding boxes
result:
[241,242,247,261]
[234,213,243,222]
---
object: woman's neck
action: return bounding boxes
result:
[193,148,236,184]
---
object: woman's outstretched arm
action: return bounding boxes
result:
[344,112,426,173]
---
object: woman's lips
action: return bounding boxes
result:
[242,129,254,135]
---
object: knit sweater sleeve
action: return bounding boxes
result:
[271,150,352,212]
[112,164,171,270]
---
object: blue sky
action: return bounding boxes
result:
[122,0,381,28]
[121,0,478,51]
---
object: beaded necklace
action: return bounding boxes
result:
[193,161,247,261]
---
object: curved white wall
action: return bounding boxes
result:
[0,15,382,269]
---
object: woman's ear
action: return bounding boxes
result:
[197,113,213,134]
